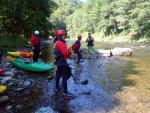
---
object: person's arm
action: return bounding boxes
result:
[86,38,88,43]
[30,36,35,46]
[30,36,35,50]
[56,41,71,60]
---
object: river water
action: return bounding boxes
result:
[37,40,150,113]
[1,40,150,113]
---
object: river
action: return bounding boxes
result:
[0,40,150,113]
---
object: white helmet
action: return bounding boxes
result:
[34,30,39,35]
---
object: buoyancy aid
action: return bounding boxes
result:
[86,36,94,46]
[30,35,40,46]
[54,40,71,67]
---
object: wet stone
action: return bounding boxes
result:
[14,88,24,92]
[23,90,31,95]
[0,96,9,105]
[83,90,91,95]
[6,106,12,110]
[46,76,53,80]
[35,106,58,113]
[16,104,24,110]
[81,80,88,85]
[23,81,31,88]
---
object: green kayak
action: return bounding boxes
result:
[7,56,55,72]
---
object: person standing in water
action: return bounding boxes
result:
[72,35,83,64]
[53,29,74,97]
[86,32,95,53]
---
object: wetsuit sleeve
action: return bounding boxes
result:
[56,41,71,60]
[30,36,35,46]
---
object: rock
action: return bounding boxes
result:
[6,106,12,110]
[23,81,31,88]
[46,76,53,80]
[96,47,134,57]
[112,47,133,56]
[0,96,9,105]
[14,88,24,92]
[1,76,12,83]
[16,104,24,110]
[4,71,15,76]
[81,80,88,85]
[83,90,91,95]
[35,106,58,113]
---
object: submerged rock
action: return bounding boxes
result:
[35,106,58,113]
[81,80,88,85]
[0,96,9,105]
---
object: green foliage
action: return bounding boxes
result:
[50,0,82,36]
[0,0,149,43]
[0,0,57,38]
[0,34,28,52]
[65,0,149,42]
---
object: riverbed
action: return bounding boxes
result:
[0,40,150,113]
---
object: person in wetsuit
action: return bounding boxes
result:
[72,35,83,64]
[30,30,41,62]
[53,29,74,97]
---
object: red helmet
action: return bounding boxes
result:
[78,35,82,40]
[55,29,65,37]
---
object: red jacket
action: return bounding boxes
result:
[55,41,71,60]
[30,35,40,46]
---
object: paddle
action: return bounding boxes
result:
[7,56,15,61]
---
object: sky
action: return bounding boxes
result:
[80,0,87,2]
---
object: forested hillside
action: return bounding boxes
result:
[0,0,57,38]
[51,0,150,41]
[0,0,149,42]
[50,0,82,36]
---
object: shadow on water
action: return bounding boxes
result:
[121,61,138,87]
[0,40,144,113]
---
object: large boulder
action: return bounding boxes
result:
[96,47,133,56]
[111,47,133,56]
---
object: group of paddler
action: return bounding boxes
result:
[30,29,96,97]
[0,29,96,98]
[51,29,96,97]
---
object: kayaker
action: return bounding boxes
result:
[86,32,95,53]
[53,29,74,97]
[30,30,41,62]
[72,35,83,64]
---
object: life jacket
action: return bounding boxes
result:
[86,36,94,46]
[72,40,81,51]
[54,40,71,67]
[30,35,40,46]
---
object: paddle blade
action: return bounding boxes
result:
[7,56,15,61]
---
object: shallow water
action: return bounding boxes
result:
[1,40,150,113]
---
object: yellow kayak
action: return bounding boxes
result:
[0,85,7,93]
